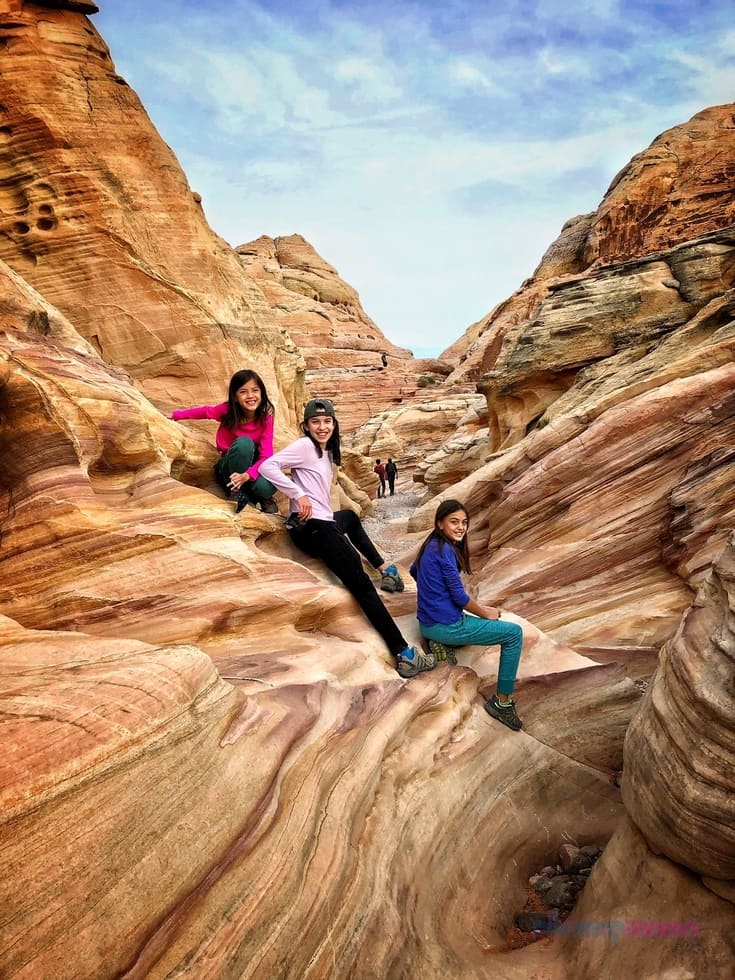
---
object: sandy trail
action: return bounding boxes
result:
[360,488,427,562]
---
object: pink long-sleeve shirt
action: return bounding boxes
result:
[171,402,274,481]
[259,437,334,521]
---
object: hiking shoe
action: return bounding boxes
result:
[396,645,436,678]
[259,497,279,514]
[484,694,523,731]
[235,487,252,514]
[380,564,405,593]
[424,637,458,665]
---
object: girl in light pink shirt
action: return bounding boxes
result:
[260,398,435,679]
[172,369,278,513]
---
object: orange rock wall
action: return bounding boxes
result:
[237,234,428,431]
[446,105,735,386]
[0,2,304,433]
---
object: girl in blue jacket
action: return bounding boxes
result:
[410,499,525,731]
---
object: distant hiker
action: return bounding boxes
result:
[410,499,525,730]
[385,458,398,496]
[260,398,435,678]
[381,351,388,368]
[373,459,387,498]
[171,369,279,514]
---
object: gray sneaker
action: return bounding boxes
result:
[484,694,523,731]
[396,645,436,678]
[380,564,405,593]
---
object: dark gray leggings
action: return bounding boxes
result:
[214,437,277,500]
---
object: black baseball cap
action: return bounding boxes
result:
[303,398,336,421]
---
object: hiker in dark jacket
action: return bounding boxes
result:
[385,458,398,495]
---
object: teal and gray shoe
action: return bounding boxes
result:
[380,564,405,593]
[396,645,436,678]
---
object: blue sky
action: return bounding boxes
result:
[95,1,735,357]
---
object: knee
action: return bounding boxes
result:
[337,509,359,532]
[229,436,256,464]
[338,561,372,593]
[508,622,524,649]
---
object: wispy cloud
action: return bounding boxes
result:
[96,0,735,353]
[447,59,502,94]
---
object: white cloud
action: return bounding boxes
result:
[666,45,735,109]
[204,54,266,106]
[334,56,402,102]
[96,0,735,356]
[718,29,735,55]
[448,59,500,93]
[537,47,591,78]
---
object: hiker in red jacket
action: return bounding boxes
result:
[373,459,387,498]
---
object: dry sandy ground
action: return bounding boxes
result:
[360,488,426,562]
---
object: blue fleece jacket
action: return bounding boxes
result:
[410,536,470,627]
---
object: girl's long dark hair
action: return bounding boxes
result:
[414,499,471,573]
[302,419,341,465]
[222,369,274,429]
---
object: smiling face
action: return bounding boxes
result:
[305,413,335,448]
[235,379,263,417]
[437,508,469,543]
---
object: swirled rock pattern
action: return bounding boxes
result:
[401,112,735,969]
[622,539,735,879]
[1,274,633,979]
[409,240,735,667]
[1,4,734,979]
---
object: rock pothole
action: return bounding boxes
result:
[507,843,604,949]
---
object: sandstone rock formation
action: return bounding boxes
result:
[408,107,735,667]
[1,3,734,978]
[1,263,637,977]
[348,390,487,497]
[583,107,735,266]
[236,234,425,431]
[397,108,735,976]
[444,104,735,386]
[622,537,735,880]
[0,0,304,437]
[408,262,735,666]
[549,814,735,978]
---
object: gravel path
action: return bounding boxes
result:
[360,489,427,560]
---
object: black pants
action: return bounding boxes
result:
[288,509,407,657]
[387,475,396,495]
[377,477,385,498]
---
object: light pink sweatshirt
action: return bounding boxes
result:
[259,437,334,521]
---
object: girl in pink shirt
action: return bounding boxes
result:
[260,398,435,679]
[172,369,278,514]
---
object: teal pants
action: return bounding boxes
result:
[215,437,276,501]
[421,612,523,694]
